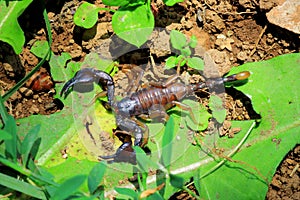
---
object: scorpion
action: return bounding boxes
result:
[60,67,250,164]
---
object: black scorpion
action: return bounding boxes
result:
[61,67,250,164]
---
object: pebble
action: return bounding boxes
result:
[29,104,39,114]
[19,87,33,97]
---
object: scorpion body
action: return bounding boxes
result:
[61,68,250,164]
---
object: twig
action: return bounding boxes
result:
[289,163,299,177]
[249,25,267,57]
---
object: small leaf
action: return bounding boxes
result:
[112,5,154,47]
[30,40,50,59]
[160,116,174,169]
[88,162,106,194]
[102,0,131,7]
[164,0,184,7]
[209,95,226,124]
[170,30,187,51]
[115,187,138,199]
[165,56,177,69]
[186,57,204,70]
[189,35,198,48]
[73,2,100,29]
[184,99,211,131]
[181,47,191,57]
[176,55,186,67]
[170,174,185,188]
[51,175,86,200]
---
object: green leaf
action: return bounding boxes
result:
[181,47,191,57]
[30,40,50,59]
[170,174,184,188]
[164,0,184,6]
[74,2,100,29]
[209,95,226,124]
[160,116,174,169]
[3,115,18,162]
[51,175,86,200]
[170,30,187,51]
[88,162,106,194]
[165,56,177,69]
[112,5,154,47]
[183,99,211,131]
[176,54,186,67]
[134,146,158,173]
[186,57,204,70]
[102,0,131,7]
[115,187,138,199]
[198,53,300,199]
[21,125,40,167]
[0,130,12,140]
[0,0,33,54]
[189,35,198,48]
[0,172,47,199]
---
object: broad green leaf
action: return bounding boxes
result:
[0,0,33,54]
[209,95,226,124]
[3,115,18,162]
[30,40,50,59]
[112,5,154,47]
[0,130,12,140]
[88,162,106,194]
[0,172,47,199]
[186,57,204,70]
[74,2,100,29]
[160,116,174,169]
[21,125,40,167]
[170,30,187,51]
[170,174,184,188]
[51,175,86,200]
[198,53,300,199]
[164,0,184,6]
[134,146,159,173]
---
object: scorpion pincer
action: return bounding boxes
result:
[61,68,250,164]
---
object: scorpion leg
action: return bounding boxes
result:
[122,67,144,96]
[60,68,115,106]
[99,115,149,164]
[165,101,197,124]
[138,104,170,122]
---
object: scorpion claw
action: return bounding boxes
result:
[99,142,137,164]
[60,68,115,105]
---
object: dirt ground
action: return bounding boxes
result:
[0,0,299,199]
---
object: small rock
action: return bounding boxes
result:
[19,87,33,97]
[3,63,15,77]
[266,0,300,34]
[237,51,248,61]
[29,104,39,114]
